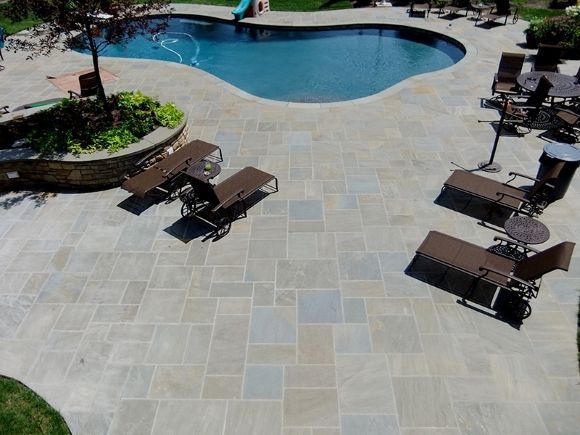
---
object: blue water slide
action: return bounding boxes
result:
[232,0,252,21]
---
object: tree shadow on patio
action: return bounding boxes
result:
[0,190,58,210]
[406,255,524,328]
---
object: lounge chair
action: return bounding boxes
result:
[441,161,565,218]
[413,230,575,319]
[441,0,470,16]
[491,52,525,97]
[532,44,562,73]
[476,0,518,25]
[408,1,431,17]
[180,166,278,238]
[68,71,99,99]
[121,139,223,198]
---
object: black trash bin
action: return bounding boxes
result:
[536,142,580,201]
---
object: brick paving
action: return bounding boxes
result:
[0,5,579,435]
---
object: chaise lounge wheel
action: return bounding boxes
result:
[515,300,531,319]
[214,218,232,240]
[181,201,195,218]
[177,185,192,202]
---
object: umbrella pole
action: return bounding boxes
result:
[478,98,508,173]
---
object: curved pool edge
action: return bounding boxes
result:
[84,9,475,109]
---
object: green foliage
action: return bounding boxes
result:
[0,375,70,435]
[93,127,138,154]
[23,92,183,155]
[155,102,185,128]
[526,15,580,50]
[0,4,40,35]
[519,7,565,22]
[136,0,352,11]
[114,91,158,137]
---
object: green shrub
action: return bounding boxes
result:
[22,91,184,155]
[155,102,184,128]
[525,15,580,52]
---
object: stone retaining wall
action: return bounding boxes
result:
[0,121,188,191]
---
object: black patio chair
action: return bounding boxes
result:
[501,75,555,134]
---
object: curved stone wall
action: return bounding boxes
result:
[0,121,188,191]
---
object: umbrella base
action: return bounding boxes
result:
[477,160,502,173]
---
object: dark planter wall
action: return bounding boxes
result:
[0,121,187,191]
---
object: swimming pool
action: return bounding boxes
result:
[77,16,465,103]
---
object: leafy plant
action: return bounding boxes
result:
[19,91,184,155]
[525,15,580,51]
[565,5,580,19]
[155,102,184,128]
[94,127,138,153]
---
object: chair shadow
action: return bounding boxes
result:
[538,128,577,144]
[437,13,466,20]
[474,21,507,29]
[117,194,163,216]
[434,188,513,227]
[165,189,275,243]
[405,256,523,328]
[163,217,215,243]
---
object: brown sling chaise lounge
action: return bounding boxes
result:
[441,161,565,218]
[414,230,575,318]
[441,0,469,16]
[180,166,278,238]
[476,0,518,26]
[121,139,223,198]
[408,1,432,17]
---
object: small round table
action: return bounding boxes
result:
[184,161,221,183]
[517,72,580,99]
[504,215,550,245]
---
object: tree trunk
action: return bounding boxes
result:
[84,23,108,111]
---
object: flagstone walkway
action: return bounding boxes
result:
[0,5,578,435]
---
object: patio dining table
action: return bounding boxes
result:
[517,72,580,99]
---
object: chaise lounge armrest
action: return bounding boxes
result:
[478,265,539,291]
[505,173,555,197]
[495,190,531,204]
[212,188,245,212]
[508,171,541,183]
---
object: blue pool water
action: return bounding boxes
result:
[78,17,465,103]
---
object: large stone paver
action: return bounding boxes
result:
[0,4,579,435]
